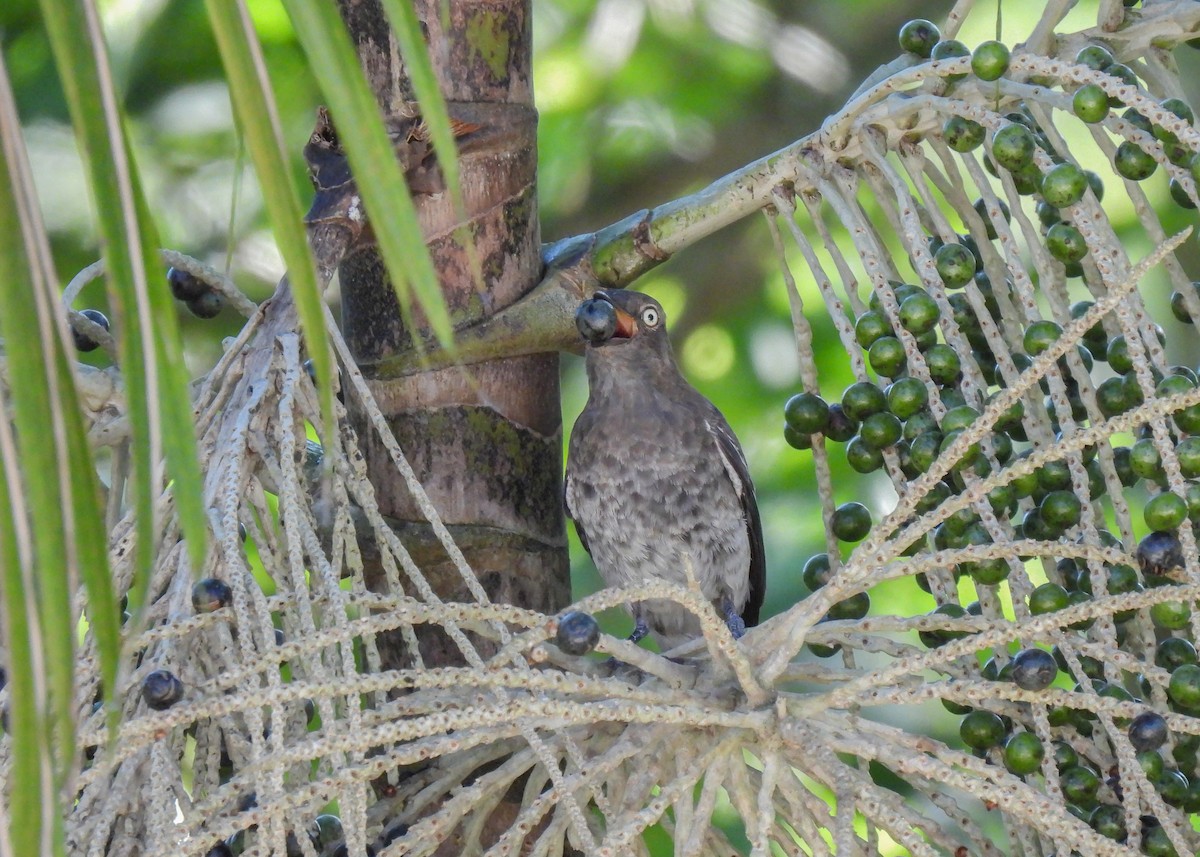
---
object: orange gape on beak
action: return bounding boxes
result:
[612,307,637,338]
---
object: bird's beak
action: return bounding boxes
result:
[611,306,637,339]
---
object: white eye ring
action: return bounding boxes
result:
[640,307,660,327]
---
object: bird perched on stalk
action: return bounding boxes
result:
[565,289,766,651]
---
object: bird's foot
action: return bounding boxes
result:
[721,600,746,640]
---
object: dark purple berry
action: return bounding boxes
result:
[72,308,110,352]
[191,578,233,613]
[187,291,224,319]
[1011,648,1058,691]
[168,266,209,301]
[1137,531,1184,577]
[142,669,184,711]
[556,610,601,656]
[575,298,618,344]
[1128,711,1169,752]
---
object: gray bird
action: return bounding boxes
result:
[564,289,766,651]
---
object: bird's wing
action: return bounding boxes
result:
[705,413,766,627]
[563,472,592,557]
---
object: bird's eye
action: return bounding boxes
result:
[640,307,660,327]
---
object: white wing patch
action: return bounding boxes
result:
[706,419,745,497]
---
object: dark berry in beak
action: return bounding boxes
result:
[576,298,618,344]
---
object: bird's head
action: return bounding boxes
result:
[575,289,668,351]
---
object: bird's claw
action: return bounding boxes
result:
[722,601,746,640]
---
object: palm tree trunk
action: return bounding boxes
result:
[333,0,569,666]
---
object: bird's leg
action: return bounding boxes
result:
[628,611,650,645]
[721,598,746,640]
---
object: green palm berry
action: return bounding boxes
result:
[944,115,985,152]
[1157,637,1197,671]
[1106,335,1132,373]
[1145,492,1188,531]
[802,553,833,590]
[1102,63,1138,105]
[1046,222,1088,263]
[1075,45,1115,71]
[826,591,871,620]
[1143,823,1179,857]
[1029,582,1070,614]
[1158,769,1191,806]
[1037,460,1073,493]
[1151,599,1192,631]
[1053,741,1079,769]
[1089,804,1125,841]
[1130,437,1163,481]
[960,710,1007,749]
[1003,731,1045,775]
[971,40,1010,81]
[991,123,1036,171]
[831,502,872,542]
[1138,750,1167,780]
[1170,282,1200,323]
[918,603,968,649]
[1159,372,1194,397]
[898,292,940,335]
[1095,376,1131,417]
[1178,440,1200,481]
[1073,84,1109,123]
[899,18,940,57]
[935,243,977,288]
[1036,199,1062,230]
[1176,401,1200,434]
[1041,162,1088,207]
[1159,97,1195,134]
[845,436,884,473]
[930,39,970,81]
[868,336,907,378]
[1069,299,1108,349]
[1022,319,1062,355]
[783,425,812,450]
[1169,663,1200,710]
[886,377,928,419]
[859,411,903,450]
[841,381,888,421]
[1040,490,1083,529]
[973,197,1010,239]
[784,392,831,434]
[1061,764,1101,805]
[854,310,893,347]
[902,411,938,440]
[906,431,942,473]
[1114,140,1158,180]
[941,405,980,433]
[1125,108,1154,134]
[924,344,961,386]
[1170,178,1196,209]
[964,555,1007,585]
